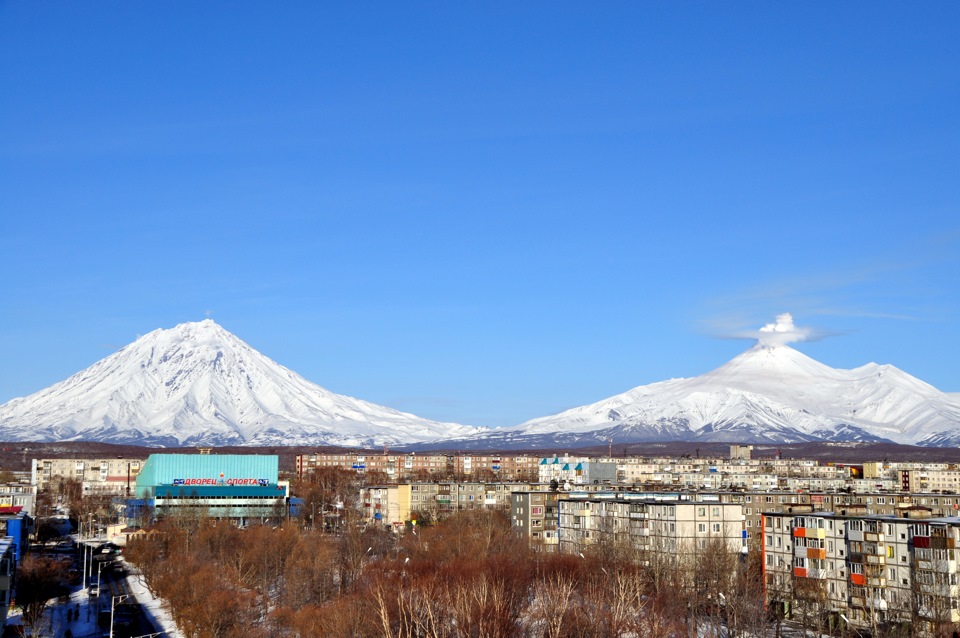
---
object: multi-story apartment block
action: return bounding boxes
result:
[359,481,549,529]
[298,452,455,480]
[763,507,960,633]
[31,458,145,494]
[298,453,542,481]
[557,496,744,556]
[511,490,560,550]
[0,484,36,515]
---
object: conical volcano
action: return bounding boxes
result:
[0,319,481,447]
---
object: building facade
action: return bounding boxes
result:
[0,484,36,515]
[134,454,288,524]
[32,457,145,494]
[763,508,960,633]
[557,496,744,556]
[511,490,560,550]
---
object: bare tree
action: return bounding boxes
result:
[14,555,68,638]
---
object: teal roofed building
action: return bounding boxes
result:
[538,454,618,486]
[134,454,288,524]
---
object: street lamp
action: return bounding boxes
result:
[109,594,130,638]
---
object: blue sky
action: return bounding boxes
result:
[2,2,958,427]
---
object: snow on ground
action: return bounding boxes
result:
[120,557,185,638]
[4,557,183,638]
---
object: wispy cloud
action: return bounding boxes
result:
[698,232,960,339]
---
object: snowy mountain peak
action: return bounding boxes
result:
[463,341,960,449]
[0,320,482,447]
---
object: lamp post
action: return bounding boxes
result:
[109,594,130,638]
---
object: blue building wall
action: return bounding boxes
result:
[135,454,279,497]
[2,515,29,561]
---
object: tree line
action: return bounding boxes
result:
[124,502,778,638]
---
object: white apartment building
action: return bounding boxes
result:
[558,496,744,556]
[32,458,145,494]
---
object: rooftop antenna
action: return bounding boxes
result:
[608,438,613,458]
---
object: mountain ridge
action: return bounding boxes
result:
[447,342,960,449]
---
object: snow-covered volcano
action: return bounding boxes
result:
[463,342,960,448]
[0,320,481,447]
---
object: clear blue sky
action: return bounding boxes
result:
[2,2,958,427]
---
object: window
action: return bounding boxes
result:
[698,523,706,533]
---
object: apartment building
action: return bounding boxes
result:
[31,458,145,494]
[763,507,960,633]
[511,490,560,550]
[359,481,548,529]
[297,452,455,480]
[0,484,36,515]
[557,496,744,556]
[298,453,542,481]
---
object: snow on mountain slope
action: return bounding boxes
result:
[467,342,960,448]
[0,320,481,447]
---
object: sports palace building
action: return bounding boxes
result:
[134,453,290,523]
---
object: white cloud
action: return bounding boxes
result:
[715,312,827,345]
[757,312,813,345]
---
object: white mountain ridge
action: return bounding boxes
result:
[461,342,960,448]
[0,319,482,447]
